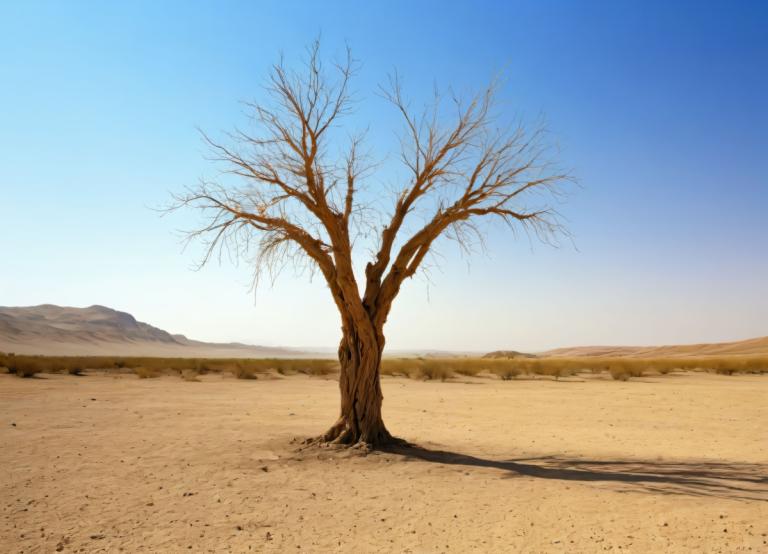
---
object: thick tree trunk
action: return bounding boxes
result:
[320,327,393,446]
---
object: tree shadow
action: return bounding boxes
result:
[381,442,768,502]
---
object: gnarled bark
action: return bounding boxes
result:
[320,326,393,446]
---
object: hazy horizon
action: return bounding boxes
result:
[2,1,766,352]
[2,301,766,355]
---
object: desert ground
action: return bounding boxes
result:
[2,371,766,553]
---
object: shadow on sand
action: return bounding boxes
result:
[381,442,768,502]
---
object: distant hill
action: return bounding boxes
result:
[483,350,536,359]
[539,336,768,358]
[0,304,314,358]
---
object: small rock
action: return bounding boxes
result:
[261,466,269,472]
[90,534,105,540]
[266,531,273,541]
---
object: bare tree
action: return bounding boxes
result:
[174,42,570,448]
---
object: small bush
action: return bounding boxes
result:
[715,367,736,376]
[452,360,483,377]
[499,369,520,380]
[298,360,337,376]
[2,352,17,374]
[232,365,257,380]
[610,368,631,381]
[12,357,45,378]
[181,369,200,382]
[15,366,38,378]
[134,366,159,379]
[67,365,84,376]
[419,361,452,381]
[607,360,643,380]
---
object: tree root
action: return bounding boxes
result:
[300,419,406,451]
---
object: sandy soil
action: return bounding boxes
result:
[1,371,766,553]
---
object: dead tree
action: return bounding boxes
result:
[174,42,569,447]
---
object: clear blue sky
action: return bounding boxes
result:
[2,1,766,352]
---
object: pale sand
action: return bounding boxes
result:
[1,372,766,553]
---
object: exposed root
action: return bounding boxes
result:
[300,419,405,452]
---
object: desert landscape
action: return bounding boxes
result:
[2,368,767,553]
[2,307,767,552]
[4,2,767,553]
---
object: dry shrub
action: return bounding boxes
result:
[0,352,16,374]
[64,360,84,375]
[380,358,418,377]
[743,357,767,374]
[232,365,257,380]
[195,360,211,374]
[181,369,201,382]
[134,366,159,379]
[419,361,452,381]
[11,357,44,378]
[451,359,483,377]
[273,359,337,376]
[15,366,38,378]
[607,360,643,381]
[298,360,338,376]
[499,368,521,380]
[610,368,631,381]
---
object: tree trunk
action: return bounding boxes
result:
[320,326,393,446]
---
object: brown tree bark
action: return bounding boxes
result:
[321,321,392,446]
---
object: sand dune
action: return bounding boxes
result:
[542,335,768,358]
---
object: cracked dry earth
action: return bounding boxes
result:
[1,371,767,553]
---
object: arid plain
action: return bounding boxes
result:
[2,370,766,553]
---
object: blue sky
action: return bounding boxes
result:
[1,1,766,351]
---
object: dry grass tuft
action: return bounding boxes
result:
[66,365,84,376]
[15,366,38,378]
[134,366,159,379]
[181,369,201,382]
[232,364,258,380]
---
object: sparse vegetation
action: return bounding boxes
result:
[0,352,765,383]
[66,364,84,376]
[15,366,38,378]
[181,369,201,382]
[231,363,257,380]
[134,366,159,379]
